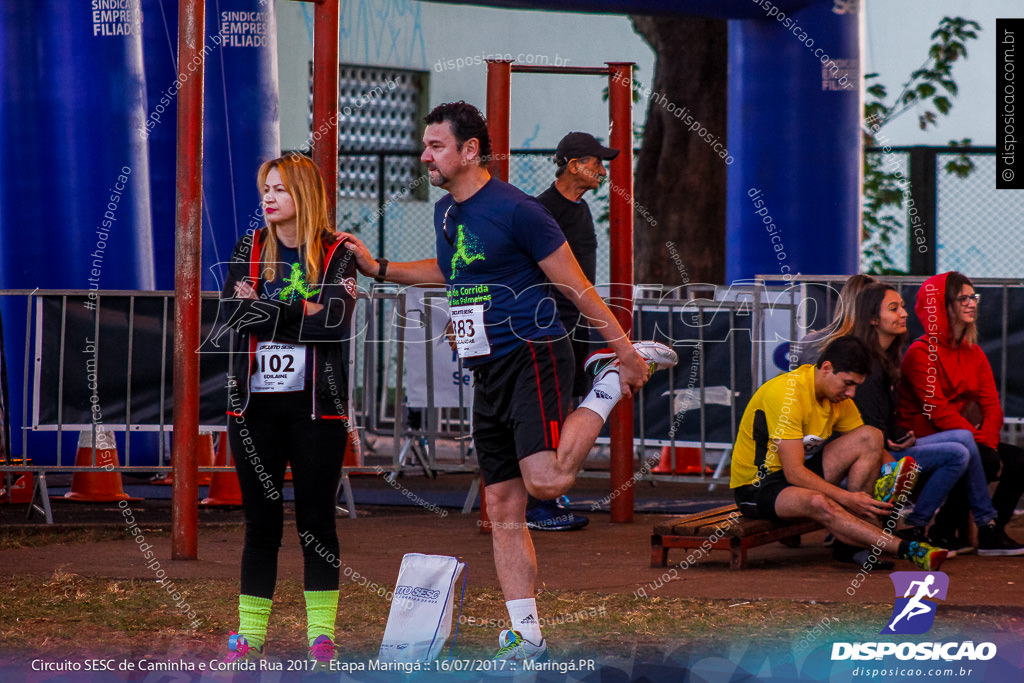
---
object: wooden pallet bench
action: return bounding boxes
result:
[651,504,823,570]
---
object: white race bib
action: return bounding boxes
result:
[251,342,306,392]
[450,305,490,358]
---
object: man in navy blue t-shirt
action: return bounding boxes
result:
[341,101,676,661]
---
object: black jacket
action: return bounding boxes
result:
[852,355,910,443]
[215,228,357,419]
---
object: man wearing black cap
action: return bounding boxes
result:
[525,132,619,533]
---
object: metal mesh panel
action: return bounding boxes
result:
[335,151,619,283]
[510,150,612,285]
[864,148,1024,275]
[862,150,910,273]
[336,153,436,267]
[308,64,426,200]
[937,152,1024,276]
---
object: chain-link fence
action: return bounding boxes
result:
[349,146,1019,285]
[334,149,616,286]
[936,151,1023,276]
[864,146,1023,276]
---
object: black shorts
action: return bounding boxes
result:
[733,448,825,521]
[471,336,574,486]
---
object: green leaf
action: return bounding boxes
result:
[934,96,951,115]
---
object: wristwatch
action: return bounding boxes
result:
[374,258,389,282]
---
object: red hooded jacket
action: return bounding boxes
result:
[896,273,1002,449]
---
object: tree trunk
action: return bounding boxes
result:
[630,15,728,286]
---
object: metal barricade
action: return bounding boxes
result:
[0,288,394,522]
[754,274,1024,422]
[15,277,1017,518]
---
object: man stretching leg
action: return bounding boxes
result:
[341,101,676,660]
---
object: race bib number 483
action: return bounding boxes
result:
[251,342,306,392]
[450,305,490,358]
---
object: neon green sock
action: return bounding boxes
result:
[238,594,273,650]
[304,590,339,646]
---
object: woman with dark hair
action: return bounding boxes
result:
[897,272,1024,555]
[850,283,1022,555]
[217,153,358,666]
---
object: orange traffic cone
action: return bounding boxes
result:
[344,428,362,467]
[201,434,243,508]
[652,446,712,475]
[151,432,215,485]
[0,459,33,505]
[64,430,136,501]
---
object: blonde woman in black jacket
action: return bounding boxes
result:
[216,153,356,668]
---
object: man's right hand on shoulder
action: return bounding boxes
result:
[337,232,377,277]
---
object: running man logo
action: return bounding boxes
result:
[881,571,949,635]
[450,223,485,278]
[279,263,321,302]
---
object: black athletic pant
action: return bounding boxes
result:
[934,441,1024,534]
[228,388,346,599]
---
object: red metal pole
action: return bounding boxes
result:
[171,0,205,560]
[312,0,340,223]
[607,62,636,523]
[485,60,512,181]
[479,59,512,531]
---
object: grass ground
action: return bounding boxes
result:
[4,509,1024,683]
[1,569,1017,664]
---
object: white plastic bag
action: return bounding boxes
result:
[378,553,466,662]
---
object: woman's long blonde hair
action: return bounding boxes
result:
[813,273,877,352]
[256,153,333,284]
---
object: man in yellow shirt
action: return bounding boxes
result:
[730,336,946,570]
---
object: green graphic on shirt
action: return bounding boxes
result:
[278,262,320,302]
[450,223,485,278]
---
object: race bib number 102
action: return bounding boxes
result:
[251,342,306,392]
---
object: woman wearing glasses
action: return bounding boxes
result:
[897,271,1024,555]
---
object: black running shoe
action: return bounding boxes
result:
[927,528,972,558]
[977,523,1024,557]
[525,500,589,531]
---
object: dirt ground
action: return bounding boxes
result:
[4,507,1024,606]
[3,472,1024,606]
[3,472,1024,682]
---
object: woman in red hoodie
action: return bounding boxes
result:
[897,272,1024,553]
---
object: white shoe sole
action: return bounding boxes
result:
[584,341,678,375]
[632,340,678,370]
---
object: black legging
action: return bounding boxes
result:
[934,441,1024,534]
[228,388,346,599]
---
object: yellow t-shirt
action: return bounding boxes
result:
[729,364,863,488]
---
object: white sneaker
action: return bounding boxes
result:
[632,340,679,372]
[584,341,678,378]
[492,629,548,661]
